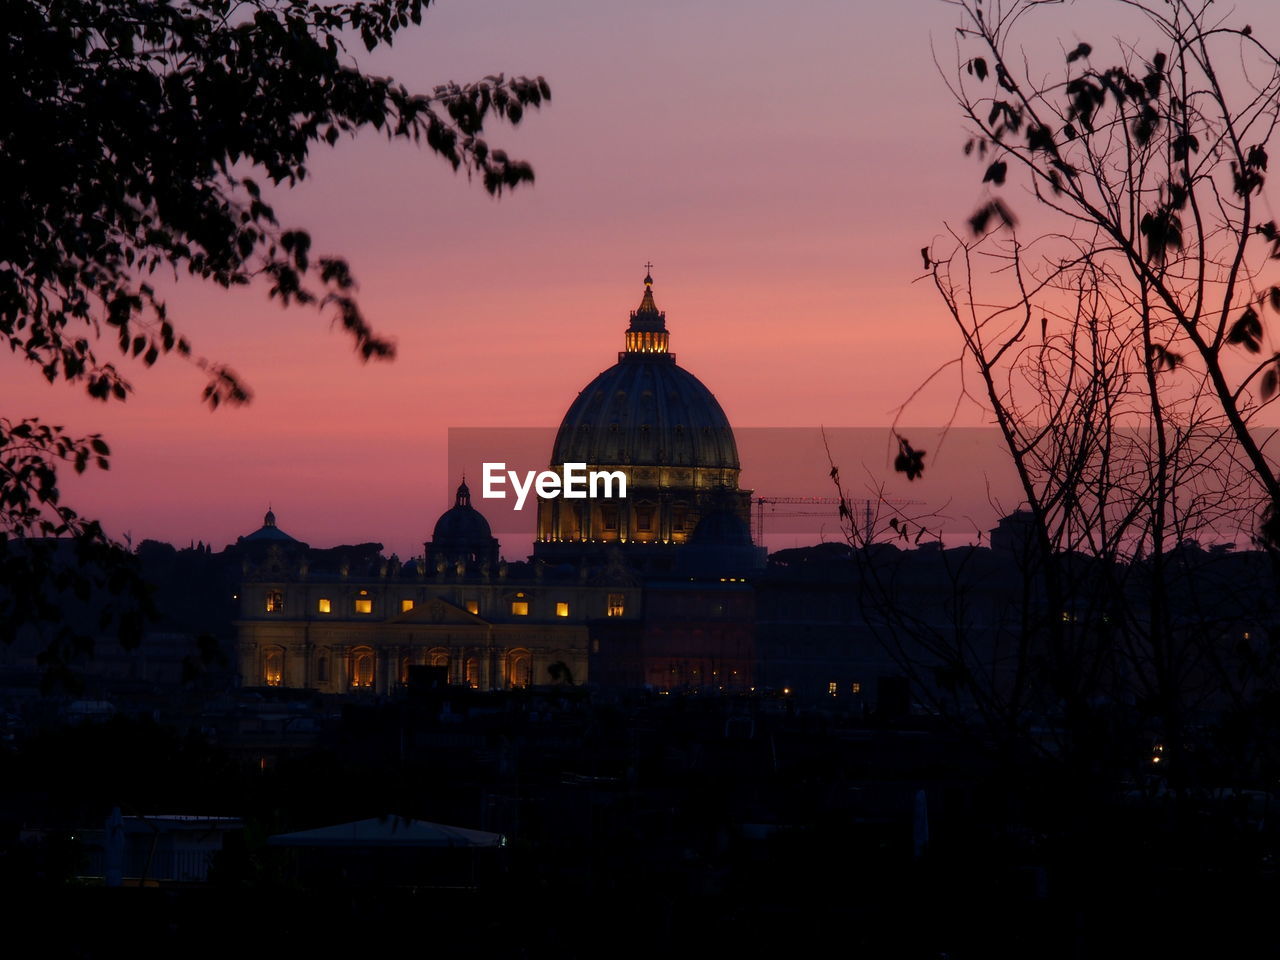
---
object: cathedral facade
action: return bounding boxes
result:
[233,496,633,695]
[236,272,760,695]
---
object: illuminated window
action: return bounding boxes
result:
[465,600,479,615]
[465,656,480,689]
[828,682,838,697]
[318,598,331,614]
[555,602,570,617]
[607,593,625,617]
[602,505,619,532]
[511,593,529,616]
[263,649,283,686]
[851,681,862,694]
[401,599,414,613]
[351,648,374,688]
[265,590,284,613]
[400,655,412,685]
[355,598,373,614]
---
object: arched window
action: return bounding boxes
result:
[316,656,329,683]
[351,647,375,689]
[507,649,532,689]
[426,647,450,683]
[465,656,480,689]
[263,647,284,687]
[399,655,413,685]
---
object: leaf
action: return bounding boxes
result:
[968,57,988,82]
[1133,105,1160,145]
[894,435,926,482]
[1263,367,1278,400]
[1066,42,1092,63]
[1147,344,1182,371]
[1026,124,1056,154]
[1227,306,1263,353]
[1173,133,1200,162]
[968,199,1018,235]
[1140,208,1183,262]
[1263,354,1280,400]
[983,161,1008,185]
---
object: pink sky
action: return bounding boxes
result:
[9,0,1280,557]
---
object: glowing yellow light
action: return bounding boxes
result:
[556,602,570,617]
[355,599,372,614]
[318,598,331,614]
[465,600,479,615]
[401,599,414,612]
[512,601,529,616]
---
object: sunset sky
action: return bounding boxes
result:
[10,0,1280,558]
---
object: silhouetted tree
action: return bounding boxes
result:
[863,0,1280,782]
[1,1,549,664]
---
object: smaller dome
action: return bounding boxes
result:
[433,481,492,542]
[240,505,301,544]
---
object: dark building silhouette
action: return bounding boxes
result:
[426,480,500,573]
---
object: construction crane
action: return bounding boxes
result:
[753,495,925,544]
